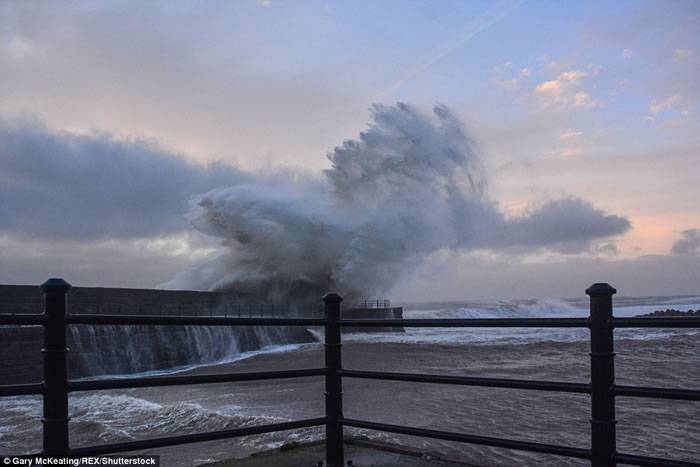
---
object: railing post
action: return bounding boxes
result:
[587,283,617,467]
[323,292,344,467]
[41,278,72,456]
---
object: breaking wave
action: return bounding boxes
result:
[163,103,628,303]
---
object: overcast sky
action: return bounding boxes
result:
[1,0,698,299]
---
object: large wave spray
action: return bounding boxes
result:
[164,103,628,301]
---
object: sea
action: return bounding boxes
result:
[1,295,699,466]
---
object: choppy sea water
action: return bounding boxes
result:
[1,295,699,466]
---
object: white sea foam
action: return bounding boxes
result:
[345,297,700,345]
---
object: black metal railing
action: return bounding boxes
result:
[355,298,391,309]
[0,279,699,467]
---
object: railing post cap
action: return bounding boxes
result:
[323,292,343,303]
[40,278,72,293]
[586,283,616,296]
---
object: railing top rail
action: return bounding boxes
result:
[3,313,698,329]
[68,417,327,457]
[69,368,327,392]
[355,298,391,308]
[0,382,43,397]
[338,317,590,327]
[65,314,326,326]
[0,313,45,325]
[340,369,590,394]
[614,452,700,467]
[340,418,592,460]
[613,384,700,401]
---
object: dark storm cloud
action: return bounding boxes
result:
[0,119,246,240]
[487,198,631,253]
[671,229,700,256]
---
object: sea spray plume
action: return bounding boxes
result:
[324,103,488,296]
[164,103,488,301]
[181,182,354,300]
[162,103,629,301]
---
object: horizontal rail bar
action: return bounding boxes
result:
[69,417,326,456]
[69,368,327,391]
[614,385,700,401]
[612,317,700,328]
[340,370,590,394]
[338,318,590,328]
[66,314,327,326]
[340,418,591,459]
[0,314,44,325]
[0,382,43,397]
[614,452,700,467]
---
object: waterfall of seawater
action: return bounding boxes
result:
[67,324,315,378]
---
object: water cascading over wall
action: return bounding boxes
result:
[0,285,316,383]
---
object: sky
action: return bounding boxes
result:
[1,0,699,300]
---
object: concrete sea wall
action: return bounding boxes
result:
[0,285,314,383]
[0,285,403,384]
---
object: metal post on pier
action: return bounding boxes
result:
[323,292,344,467]
[41,278,72,456]
[587,283,617,467]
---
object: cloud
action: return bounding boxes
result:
[671,229,700,256]
[534,70,601,109]
[596,243,619,256]
[535,71,588,95]
[0,2,368,172]
[559,129,583,141]
[558,146,583,157]
[554,129,584,157]
[394,250,700,300]
[0,118,246,240]
[573,91,599,109]
[649,94,683,114]
[492,63,532,91]
[1,36,41,60]
[493,76,520,91]
[623,49,634,59]
[0,232,218,288]
[673,48,693,62]
[483,198,630,253]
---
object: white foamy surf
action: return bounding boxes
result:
[344,296,700,345]
[75,343,308,381]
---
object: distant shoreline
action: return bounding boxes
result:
[636,308,700,317]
